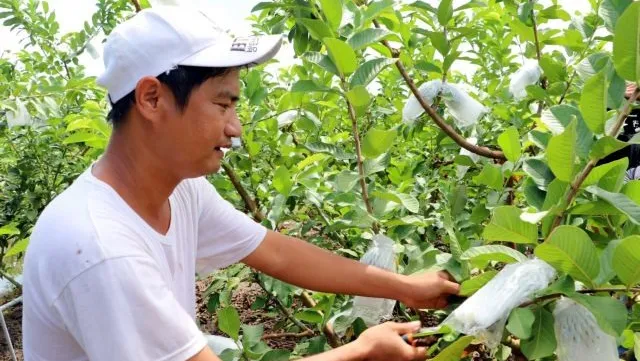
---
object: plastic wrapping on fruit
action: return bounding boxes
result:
[351,234,397,326]
[402,80,443,124]
[440,83,487,128]
[553,297,618,361]
[509,61,542,100]
[443,259,557,348]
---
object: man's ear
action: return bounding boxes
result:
[134,77,171,123]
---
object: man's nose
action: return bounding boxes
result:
[225,112,242,138]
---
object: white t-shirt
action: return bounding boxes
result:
[22,166,267,361]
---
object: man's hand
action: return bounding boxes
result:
[353,321,426,361]
[399,271,460,309]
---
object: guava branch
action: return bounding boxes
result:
[221,164,342,347]
[341,80,380,234]
[519,287,640,308]
[551,87,640,230]
[222,164,265,221]
[130,0,142,12]
[371,20,506,161]
[530,0,547,115]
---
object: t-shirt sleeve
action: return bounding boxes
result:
[53,256,207,361]
[194,177,267,274]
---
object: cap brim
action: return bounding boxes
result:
[179,34,282,68]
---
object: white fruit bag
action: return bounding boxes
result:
[402,80,443,124]
[351,234,397,326]
[553,297,618,361]
[443,259,557,348]
[509,61,542,100]
[440,83,487,128]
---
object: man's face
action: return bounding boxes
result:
[156,69,242,178]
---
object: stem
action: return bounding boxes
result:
[0,270,21,290]
[220,163,342,347]
[530,1,547,115]
[222,163,266,222]
[255,274,314,334]
[262,330,314,340]
[130,0,142,12]
[341,80,380,234]
[371,20,506,161]
[551,88,640,230]
[558,70,577,105]
[519,287,640,308]
[300,292,342,348]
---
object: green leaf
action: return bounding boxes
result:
[540,56,567,82]
[534,225,600,288]
[347,28,392,50]
[520,308,557,360]
[261,350,291,361]
[294,310,323,324]
[585,185,640,225]
[217,306,241,341]
[298,18,334,42]
[324,38,358,77]
[302,52,340,76]
[459,271,498,296]
[361,127,397,158]
[571,294,627,336]
[0,223,20,236]
[497,126,522,162]
[362,0,394,23]
[546,119,578,182]
[483,206,538,244]
[273,166,293,196]
[350,58,397,87]
[635,333,640,358]
[600,0,633,33]
[336,171,360,192]
[590,135,640,159]
[291,80,335,93]
[612,235,640,288]
[460,245,528,264]
[346,85,371,108]
[241,324,264,346]
[582,157,628,192]
[507,308,535,340]
[319,0,342,30]
[437,0,454,26]
[473,164,503,190]
[4,238,28,257]
[428,31,450,56]
[579,69,608,134]
[613,1,640,82]
[305,142,355,160]
[431,335,475,361]
[523,158,555,190]
[595,239,623,285]
[372,190,419,213]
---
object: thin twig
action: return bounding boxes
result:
[519,287,640,308]
[530,0,547,115]
[222,163,266,222]
[262,330,314,340]
[0,271,21,290]
[130,0,142,12]
[551,88,640,229]
[300,292,342,348]
[255,274,314,334]
[341,80,380,234]
[371,20,506,161]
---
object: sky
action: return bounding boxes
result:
[0,0,592,78]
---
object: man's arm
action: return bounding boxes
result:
[188,322,426,361]
[242,230,459,308]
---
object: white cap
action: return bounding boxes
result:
[97,6,283,103]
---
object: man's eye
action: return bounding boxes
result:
[216,103,230,110]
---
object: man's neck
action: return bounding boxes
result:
[92,129,180,234]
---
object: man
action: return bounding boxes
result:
[22,6,459,361]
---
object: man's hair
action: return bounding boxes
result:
[107,66,232,127]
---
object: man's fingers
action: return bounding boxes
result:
[437,270,455,282]
[441,279,461,295]
[408,346,428,361]
[386,321,422,334]
[435,296,448,309]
